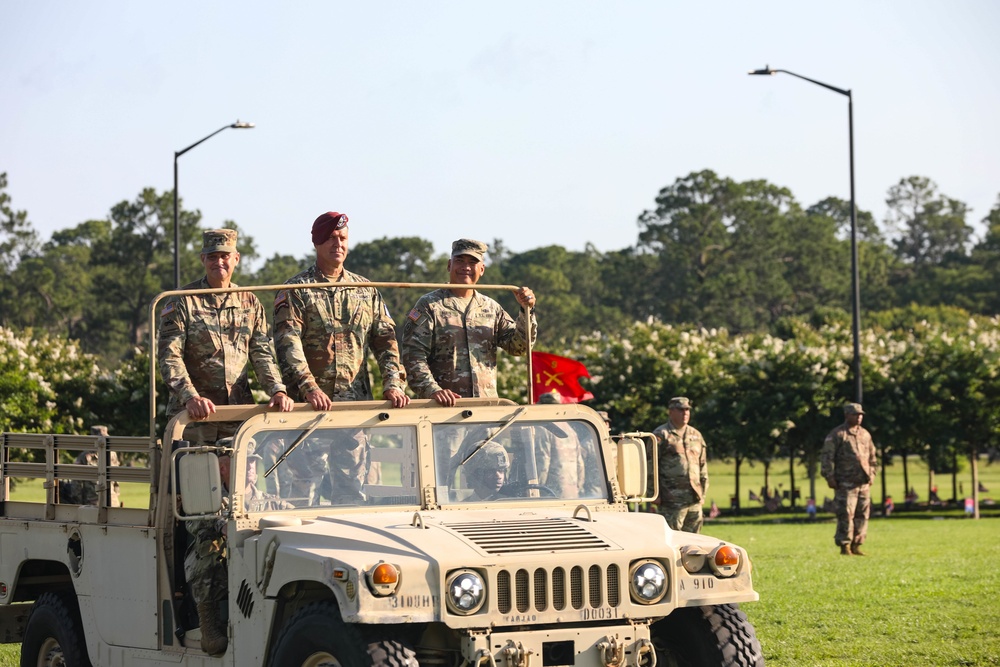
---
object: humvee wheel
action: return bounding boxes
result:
[269,601,409,667]
[21,592,91,667]
[651,603,764,667]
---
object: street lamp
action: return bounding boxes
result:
[173,120,255,288]
[748,66,862,403]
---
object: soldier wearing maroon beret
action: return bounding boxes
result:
[273,212,408,503]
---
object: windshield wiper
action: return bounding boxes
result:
[459,406,527,466]
[264,414,326,478]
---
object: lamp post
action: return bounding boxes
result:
[748,66,862,404]
[173,120,255,288]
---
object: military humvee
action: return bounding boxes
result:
[0,282,763,667]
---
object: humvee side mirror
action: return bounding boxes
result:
[174,451,224,518]
[616,434,658,502]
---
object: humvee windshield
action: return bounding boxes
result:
[245,418,607,509]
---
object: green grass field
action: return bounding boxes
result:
[3,458,999,665]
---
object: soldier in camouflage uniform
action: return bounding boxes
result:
[273,212,409,503]
[459,442,511,501]
[244,443,293,512]
[60,425,122,507]
[534,392,587,498]
[821,403,878,556]
[652,397,709,533]
[402,238,537,406]
[184,439,234,655]
[158,229,293,446]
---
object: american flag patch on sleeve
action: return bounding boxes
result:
[407,308,421,322]
[160,302,175,317]
[274,290,288,309]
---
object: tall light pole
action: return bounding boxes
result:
[173,120,255,288]
[748,66,862,404]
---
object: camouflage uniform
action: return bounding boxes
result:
[158,276,286,446]
[60,426,122,507]
[184,506,228,607]
[273,265,404,500]
[653,419,709,533]
[401,289,536,398]
[821,404,878,550]
[534,424,586,498]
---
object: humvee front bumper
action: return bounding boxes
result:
[460,621,654,667]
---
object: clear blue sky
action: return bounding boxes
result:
[3,2,998,269]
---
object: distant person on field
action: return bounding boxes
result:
[61,425,122,507]
[652,396,709,533]
[820,402,878,556]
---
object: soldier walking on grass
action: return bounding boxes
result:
[652,396,709,533]
[821,402,878,556]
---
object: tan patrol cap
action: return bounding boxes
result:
[202,229,238,254]
[669,396,692,409]
[451,238,488,262]
[844,402,865,416]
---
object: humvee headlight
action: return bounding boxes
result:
[629,559,667,604]
[709,545,741,578]
[366,561,401,596]
[445,569,485,615]
[680,545,708,574]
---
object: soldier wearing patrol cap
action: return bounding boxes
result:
[158,229,293,447]
[651,397,709,533]
[402,238,537,406]
[821,403,878,556]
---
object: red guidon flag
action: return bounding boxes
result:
[531,352,594,404]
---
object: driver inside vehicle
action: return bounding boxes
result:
[461,442,510,501]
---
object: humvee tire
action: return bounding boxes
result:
[651,603,764,667]
[21,592,92,667]
[267,600,371,666]
[368,639,417,667]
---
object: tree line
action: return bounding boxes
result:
[2,169,999,505]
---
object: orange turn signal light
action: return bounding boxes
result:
[371,562,399,585]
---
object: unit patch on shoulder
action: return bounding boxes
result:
[274,290,288,310]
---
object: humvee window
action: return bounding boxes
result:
[434,420,608,503]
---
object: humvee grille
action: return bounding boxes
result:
[496,564,623,614]
[445,518,609,554]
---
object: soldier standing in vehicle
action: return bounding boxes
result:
[821,402,878,556]
[652,397,709,533]
[401,238,537,406]
[158,229,293,446]
[273,212,409,502]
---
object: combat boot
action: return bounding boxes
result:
[850,544,866,556]
[839,544,852,556]
[197,601,228,655]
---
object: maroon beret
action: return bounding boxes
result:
[311,211,349,245]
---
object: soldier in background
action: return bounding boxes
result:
[821,403,878,556]
[402,238,536,406]
[244,442,293,512]
[652,397,709,533]
[158,229,293,446]
[273,212,408,503]
[60,425,121,507]
[534,392,586,498]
